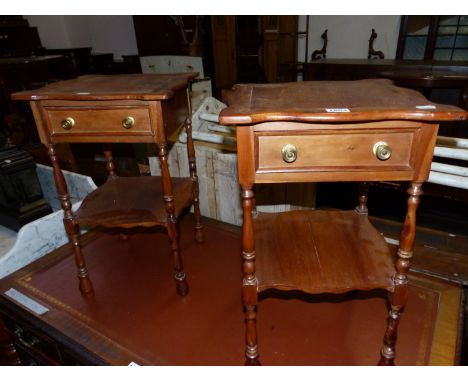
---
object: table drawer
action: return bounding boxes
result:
[256,131,415,173]
[45,107,154,137]
[3,314,62,364]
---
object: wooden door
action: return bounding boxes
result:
[261,16,298,83]
[211,16,237,94]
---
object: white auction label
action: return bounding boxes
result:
[325,108,350,112]
[415,105,437,109]
[4,288,49,315]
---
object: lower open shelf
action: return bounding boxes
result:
[74,176,194,228]
[253,209,395,294]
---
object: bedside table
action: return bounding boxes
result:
[219,79,468,365]
[11,73,204,296]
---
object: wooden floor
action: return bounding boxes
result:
[2,214,462,365]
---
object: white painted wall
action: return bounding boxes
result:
[25,15,71,49]
[298,15,402,61]
[62,16,92,48]
[25,15,138,59]
[26,15,401,62]
[87,16,138,58]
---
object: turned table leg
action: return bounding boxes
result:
[103,146,117,179]
[241,188,260,366]
[355,182,369,214]
[48,143,93,294]
[103,147,128,241]
[184,116,203,243]
[379,182,422,366]
[0,315,20,366]
[157,142,189,296]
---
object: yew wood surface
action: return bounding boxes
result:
[11,74,199,296]
[253,210,395,294]
[74,176,194,228]
[219,79,468,124]
[223,78,468,365]
[46,107,153,137]
[11,73,198,101]
[256,130,413,170]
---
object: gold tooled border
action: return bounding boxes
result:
[409,273,461,365]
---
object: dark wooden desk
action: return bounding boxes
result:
[0,216,463,365]
[0,55,66,124]
[11,73,204,297]
[304,59,468,81]
[219,78,468,365]
[379,70,468,110]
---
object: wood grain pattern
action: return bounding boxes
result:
[73,176,194,228]
[13,74,202,296]
[220,79,468,124]
[256,130,414,170]
[11,73,198,101]
[221,79,468,365]
[254,210,395,294]
[46,107,153,137]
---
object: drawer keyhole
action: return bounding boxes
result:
[281,144,298,163]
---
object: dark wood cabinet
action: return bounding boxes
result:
[132,16,213,78]
[211,16,298,95]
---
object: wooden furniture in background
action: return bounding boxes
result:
[0,16,142,180]
[211,16,298,95]
[132,16,213,79]
[379,69,468,110]
[304,59,468,82]
[0,16,44,58]
[11,73,204,296]
[219,79,468,365]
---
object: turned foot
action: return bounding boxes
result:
[378,354,395,366]
[78,276,94,294]
[195,224,204,244]
[245,357,261,366]
[175,272,189,296]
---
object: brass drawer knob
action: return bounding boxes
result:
[373,141,392,161]
[61,117,75,130]
[122,116,135,129]
[281,144,298,163]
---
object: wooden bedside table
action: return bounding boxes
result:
[219,79,468,365]
[11,73,204,296]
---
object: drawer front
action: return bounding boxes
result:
[256,131,415,173]
[3,315,62,364]
[45,107,154,138]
